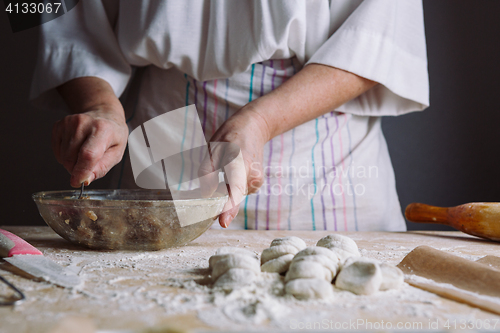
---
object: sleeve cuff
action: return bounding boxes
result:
[306,27,429,116]
[30,45,131,111]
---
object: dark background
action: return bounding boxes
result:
[1,1,499,230]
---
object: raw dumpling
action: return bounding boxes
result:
[285,278,334,300]
[209,247,258,270]
[284,246,339,300]
[335,257,404,295]
[335,257,382,295]
[261,236,306,274]
[317,234,360,264]
[213,268,257,288]
[379,262,404,290]
[209,248,260,289]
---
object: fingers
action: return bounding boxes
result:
[213,150,248,228]
[70,130,109,187]
[198,142,263,228]
[80,144,126,186]
[53,112,128,187]
[223,150,247,206]
[247,160,264,194]
[198,143,221,198]
[198,142,242,198]
[61,116,94,177]
[219,202,240,228]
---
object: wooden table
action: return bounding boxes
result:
[1,226,500,333]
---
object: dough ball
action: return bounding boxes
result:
[285,260,333,283]
[261,253,295,273]
[317,234,360,256]
[270,236,307,252]
[379,262,404,290]
[261,244,300,264]
[285,278,334,300]
[329,248,359,265]
[211,253,260,281]
[213,268,257,289]
[214,246,257,257]
[294,246,339,264]
[259,237,307,275]
[335,258,382,295]
[292,254,338,277]
[209,247,258,269]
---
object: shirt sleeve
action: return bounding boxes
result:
[306,0,429,116]
[30,0,131,111]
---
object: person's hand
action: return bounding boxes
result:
[52,107,128,187]
[199,104,270,228]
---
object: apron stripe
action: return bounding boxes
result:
[243,64,256,230]
[266,139,273,230]
[320,117,330,230]
[287,128,295,230]
[198,81,209,164]
[211,79,218,136]
[266,60,277,230]
[188,79,199,190]
[287,60,297,230]
[277,133,284,230]
[254,64,267,230]
[310,118,320,230]
[177,74,190,189]
[346,115,359,231]
[276,59,287,230]
[224,79,230,121]
[329,112,338,231]
[337,115,348,231]
[202,82,208,134]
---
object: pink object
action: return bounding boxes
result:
[0,229,43,257]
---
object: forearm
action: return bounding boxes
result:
[244,64,377,141]
[57,76,125,121]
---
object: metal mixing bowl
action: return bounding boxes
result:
[32,189,227,250]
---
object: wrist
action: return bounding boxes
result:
[236,97,279,143]
[86,103,126,124]
[58,76,123,117]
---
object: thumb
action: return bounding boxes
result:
[71,145,124,187]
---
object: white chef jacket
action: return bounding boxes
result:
[31,0,429,231]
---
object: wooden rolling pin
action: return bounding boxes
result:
[405,203,500,242]
[398,245,500,315]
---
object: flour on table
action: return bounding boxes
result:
[5,229,491,332]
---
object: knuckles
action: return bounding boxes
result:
[78,147,101,164]
[248,174,264,194]
[64,113,89,130]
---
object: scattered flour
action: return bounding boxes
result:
[0,245,453,330]
[2,232,499,331]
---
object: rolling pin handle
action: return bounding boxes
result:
[405,203,450,225]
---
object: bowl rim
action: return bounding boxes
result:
[32,189,228,208]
